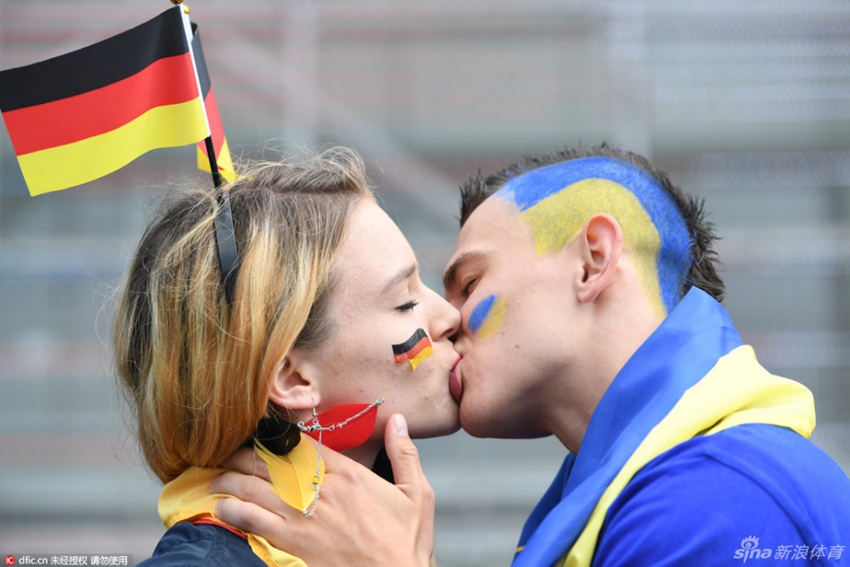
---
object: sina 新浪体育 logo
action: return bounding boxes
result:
[733,535,845,563]
[734,536,772,563]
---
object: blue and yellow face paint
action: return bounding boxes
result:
[494,157,692,318]
[468,294,506,339]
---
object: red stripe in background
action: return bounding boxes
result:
[198,87,225,161]
[2,53,200,155]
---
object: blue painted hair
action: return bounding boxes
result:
[458,144,724,305]
[495,156,692,313]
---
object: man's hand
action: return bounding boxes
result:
[212,414,435,567]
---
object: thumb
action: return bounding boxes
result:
[384,413,436,564]
[384,414,427,495]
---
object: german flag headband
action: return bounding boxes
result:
[212,182,239,304]
[0,2,239,303]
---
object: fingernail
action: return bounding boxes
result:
[392,413,408,436]
[215,500,224,518]
[209,476,219,492]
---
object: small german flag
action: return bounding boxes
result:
[191,24,236,184]
[0,7,217,196]
[392,328,434,370]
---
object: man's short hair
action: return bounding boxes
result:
[458,143,725,303]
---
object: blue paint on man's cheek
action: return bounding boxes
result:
[468,294,496,334]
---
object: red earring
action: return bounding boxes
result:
[296,399,384,516]
[297,399,383,452]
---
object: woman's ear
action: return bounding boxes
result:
[268,349,321,411]
[576,213,623,304]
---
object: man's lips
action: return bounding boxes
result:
[449,356,463,403]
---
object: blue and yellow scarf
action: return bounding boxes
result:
[512,288,815,567]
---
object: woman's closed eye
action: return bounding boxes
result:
[396,300,419,312]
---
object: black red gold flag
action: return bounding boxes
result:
[0,6,224,196]
[392,328,434,370]
[192,24,237,184]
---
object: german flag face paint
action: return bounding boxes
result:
[468,294,506,339]
[392,328,434,370]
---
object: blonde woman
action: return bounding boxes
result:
[114,148,459,566]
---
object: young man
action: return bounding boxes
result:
[214,145,850,566]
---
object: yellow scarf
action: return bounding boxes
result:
[158,434,324,567]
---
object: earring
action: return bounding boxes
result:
[297,398,383,516]
[253,413,301,456]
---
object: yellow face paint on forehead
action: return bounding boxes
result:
[518,178,665,319]
[494,156,692,316]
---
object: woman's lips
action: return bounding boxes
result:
[449,356,463,403]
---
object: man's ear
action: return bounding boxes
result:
[576,213,623,304]
[267,348,321,412]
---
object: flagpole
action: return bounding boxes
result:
[176,0,238,303]
[204,136,223,189]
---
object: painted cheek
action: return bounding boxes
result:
[468,294,506,339]
[391,328,434,370]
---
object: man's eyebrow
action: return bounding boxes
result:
[382,263,418,295]
[443,252,487,291]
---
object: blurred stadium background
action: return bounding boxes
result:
[1,0,849,564]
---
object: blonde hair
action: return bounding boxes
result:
[114,147,372,483]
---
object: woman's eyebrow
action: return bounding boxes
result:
[382,263,418,295]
